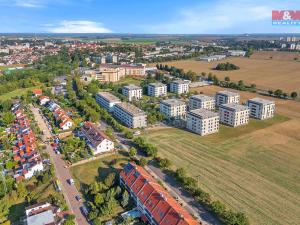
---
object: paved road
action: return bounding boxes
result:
[30,105,89,225]
[98,119,220,225]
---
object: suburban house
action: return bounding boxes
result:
[120,163,200,225]
[215,90,240,107]
[80,121,114,155]
[170,80,190,94]
[122,84,143,101]
[25,202,66,225]
[96,92,121,112]
[189,94,215,110]
[39,96,50,106]
[32,89,43,97]
[186,109,219,136]
[160,99,186,119]
[219,103,249,127]
[147,82,167,97]
[114,102,147,128]
[247,98,275,120]
[47,101,73,130]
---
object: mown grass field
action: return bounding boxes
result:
[0,86,42,101]
[143,87,300,224]
[70,153,129,188]
[164,51,300,92]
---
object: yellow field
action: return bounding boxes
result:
[143,86,300,225]
[164,52,300,92]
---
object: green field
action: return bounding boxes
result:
[116,77,144,86]
[70,153,129,188]
[0,86,42,101]
[143,115,300,225]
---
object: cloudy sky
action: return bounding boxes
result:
[0,0,299,33]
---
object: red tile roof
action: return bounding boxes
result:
[32,89,42,95]
[120,163,200,225]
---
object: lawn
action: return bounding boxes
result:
[0,86,42,101]
[143,114,300,225]
[70,153,129,188]
[116,77,144,86]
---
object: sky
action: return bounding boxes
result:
[0,0,300,34]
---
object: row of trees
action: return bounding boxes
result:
[157,158,249,225]
[156,64,198,81]
[267,89,298,99]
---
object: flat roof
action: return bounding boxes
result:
[123,84,142,90]
[27,210,55,225]
[248,97,274,105]
[148,82,166,88]
[171,79,190,85]
[216,90,239,97]
[190,94,214,102]
[188,108,219,119]
[220,103,249,112]
[97,92,121,103]
[115,102,146,116]
[161,99,186,107]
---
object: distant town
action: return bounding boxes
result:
[0,34,299,225]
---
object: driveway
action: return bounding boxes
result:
[30,105,89,225]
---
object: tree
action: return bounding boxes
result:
[268,90,273,95]
[159,158,171,169]
[224,76,230,82]
[104,173,116,188]
[94,193,105,207]
[291,91,298,99]
[129,147,137,158]
[274,89,283,97]
[2,112,15,125]
[139,157,147,167]
[121,190,129,208]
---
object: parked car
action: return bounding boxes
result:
[80,206,89,217]
[75,195,82,201]
[68,178,75,185]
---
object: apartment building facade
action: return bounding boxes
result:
[98,64,126,82]
[120,163,200,225]
[219,103,249,127]
[247,98,275,120]
[186,109,219,136]
[189,94,215,110]
[169,80,190,94]
[96,92,121,112]
[147,82,167,97]
[120,64,146,76]
[114,102,147,128]
[122,84,143,101]
[215,90,240,107]
[160,99,186,119]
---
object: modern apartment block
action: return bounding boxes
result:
[96,92,121,112]
[122,84,143,101]
[215,90,240,107]
[114,102,147,128]
[170,80,190,94]
[219,103,249,127]
[120,163,200,225]
[98,64,126,82]
[189,94,215,110]
[187,109,219,136]
[160,99,186,119]
[247,98,275,120]
[147,82,167,97]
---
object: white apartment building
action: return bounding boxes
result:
[247,98,275,120]
[160,99,186,119]
[219,103,249,127]
[227,50,246,57]
[186,109,219,136]
[189,94,215,110]
[147,82,167,97]
[114,102,147,128]
[170,80,190,94]
[215,90,240,107]
[122,84,143,101]
[96,92,121,112]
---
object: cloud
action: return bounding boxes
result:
[46,20,112,33]
[143,0,299,34]
[0,0,68,8]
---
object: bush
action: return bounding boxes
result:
[216,62,240,71]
